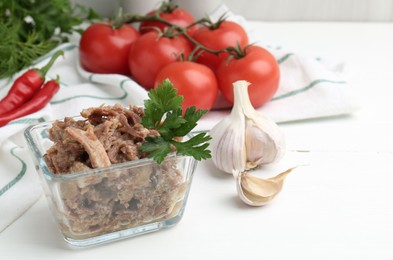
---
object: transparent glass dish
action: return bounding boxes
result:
[24,120,198,248]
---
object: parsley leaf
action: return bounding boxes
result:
[170,133,212,161]
[173,106,207,137]
[139,136,172,162]
[140,79,211,164]
[141,79,183,129]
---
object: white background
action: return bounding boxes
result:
[225,0,393,21]
[72,0,393,21]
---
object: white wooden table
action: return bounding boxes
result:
[1,21,392,260]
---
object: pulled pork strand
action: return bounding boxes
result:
[65,125,111,168]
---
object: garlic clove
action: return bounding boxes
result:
[245,118,284,169]
[236,167,296,206]
[210,103,247,174]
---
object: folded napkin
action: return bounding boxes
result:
[0,4,358,233]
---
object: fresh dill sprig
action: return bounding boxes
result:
[0,0,100,79]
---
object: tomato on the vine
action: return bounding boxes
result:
[216,45,280,108]
[154,61,218,111]
[79,23,140,75]
[139,5,197,35]
[192,20,249,71]
[129,32,192,90]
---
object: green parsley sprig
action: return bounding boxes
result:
[140,79,212,164]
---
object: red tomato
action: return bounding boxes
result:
[192,21,249,71]
[216,46,280,108]
[155,61,218,111]
[139,7,197,35]
[129,32,192,90]
[79,23,140,75]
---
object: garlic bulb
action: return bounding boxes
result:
[209,80,285,175]
[236,167,295,206]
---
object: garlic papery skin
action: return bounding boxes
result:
[209,101,247,174]
[209,80,285,174]
[236,167,295,206]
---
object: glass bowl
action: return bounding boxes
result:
[24,120,198,248]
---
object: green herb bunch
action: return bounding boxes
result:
[140,79,212,164]
[0,0,99,80]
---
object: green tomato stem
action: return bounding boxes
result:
[119,5,250,59]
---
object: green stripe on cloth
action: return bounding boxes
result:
[51,78,130,105]
[271,79,347,102]
[7,117,46,126]
[0,147,27,196]
[277,53,294,64]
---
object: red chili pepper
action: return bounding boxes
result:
[0,79,60,127]
[0,50,63,114]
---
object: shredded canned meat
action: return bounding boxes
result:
[45,104,160,173]
[43,104,187,239]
